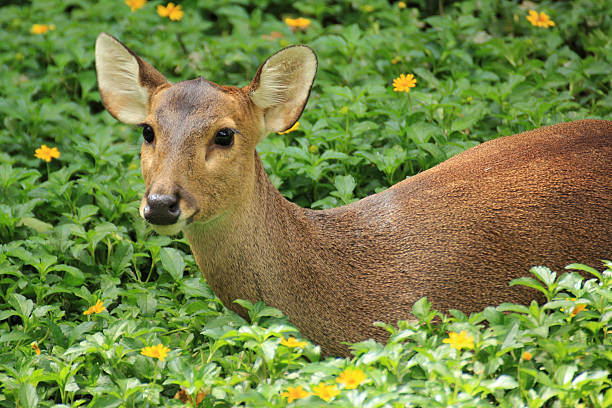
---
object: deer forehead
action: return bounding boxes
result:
[149,78,247,141]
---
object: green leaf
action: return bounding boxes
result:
[498,322,521,354]
[451,103,486,133]
[18,383,39,408]
[234,391,269,406]
[110,242,134,274]
[137,294,157,317]
[418,142,446,162]
[554,364,577,386]
[89,395,123,408]
[571,370,609,387]
[8,293,33,319]
[159,247,185,281]
[412,297,431,321]
[332,175,357,204]
[50,264,86,286]
[46,318,68,349]
[233,299,254,313]
[0,310,19,321]
[320,150,348,161]
[0,331,30,343]
[5,246,38,266]
[406,122,441,144]
[18,217,53,233]
[488,375,518,390]
[414,67,440,88]
[530,266,556,287]
[602,386,612,407]
[181,277,214,299]
[76,204,99,223]
[261,340,278,362]
[509,277,548,297]
[565,263,602,280]
[32,305,54,318]
[497,303,530,314]
[251,302,284,320]
[284,146,310,162]
[68,322,97,347]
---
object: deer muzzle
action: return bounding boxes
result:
[143,193,181,225]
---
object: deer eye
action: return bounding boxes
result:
[214,128,234,147]
[142,125,155,144]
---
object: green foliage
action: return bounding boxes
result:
[0,0,610,406]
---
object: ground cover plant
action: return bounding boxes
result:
[0,0,611,406]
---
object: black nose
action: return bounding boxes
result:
[143,194,180,225]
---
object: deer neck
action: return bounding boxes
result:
[183,151,316,315]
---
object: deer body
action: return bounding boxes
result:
[95,33,612,356]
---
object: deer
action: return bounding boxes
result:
[95,32,612,356]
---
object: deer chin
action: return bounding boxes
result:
[149,220,186,236]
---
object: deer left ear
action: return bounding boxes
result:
[248,45,317,134]
[95,32,169,125]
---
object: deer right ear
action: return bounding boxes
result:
[248,45,317,135]
[95,33,168,124]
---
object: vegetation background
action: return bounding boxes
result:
[0,0,610,406]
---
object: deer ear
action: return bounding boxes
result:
[95,33,168,124]
[249,45,317,134]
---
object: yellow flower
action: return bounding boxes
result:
[526,10,555,28]
[398,1,407,8]
[30,24,55,34]
[522,351,533,361]
[285,17,311,31]
[157,2,184,21]
[280,336,307,348]
[125,0,146,12]
[571,303,587,316]
[277,121,300,135]
[312,383,340,402]
[443,330,474,350]
[141,344,171,361]
[391,56,402,64]
[336,368,366,389]
[31,342,41,355]
[83,299,105,315]
[561,297,587,316]
[34,144,61,162]
[281,386,311,403]
[392,73,417,93]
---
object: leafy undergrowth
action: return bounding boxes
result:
[1,0,611,406]
[1,264,611,407]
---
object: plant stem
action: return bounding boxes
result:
[408,93,412,115]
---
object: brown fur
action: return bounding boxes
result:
[185,120,611,356]
[95,35,612,356]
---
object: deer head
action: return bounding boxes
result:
[95,33,317,235]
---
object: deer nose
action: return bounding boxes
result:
[143,194,180,225]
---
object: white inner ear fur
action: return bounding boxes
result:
[250,46,317,133]
[95,34,150,124]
